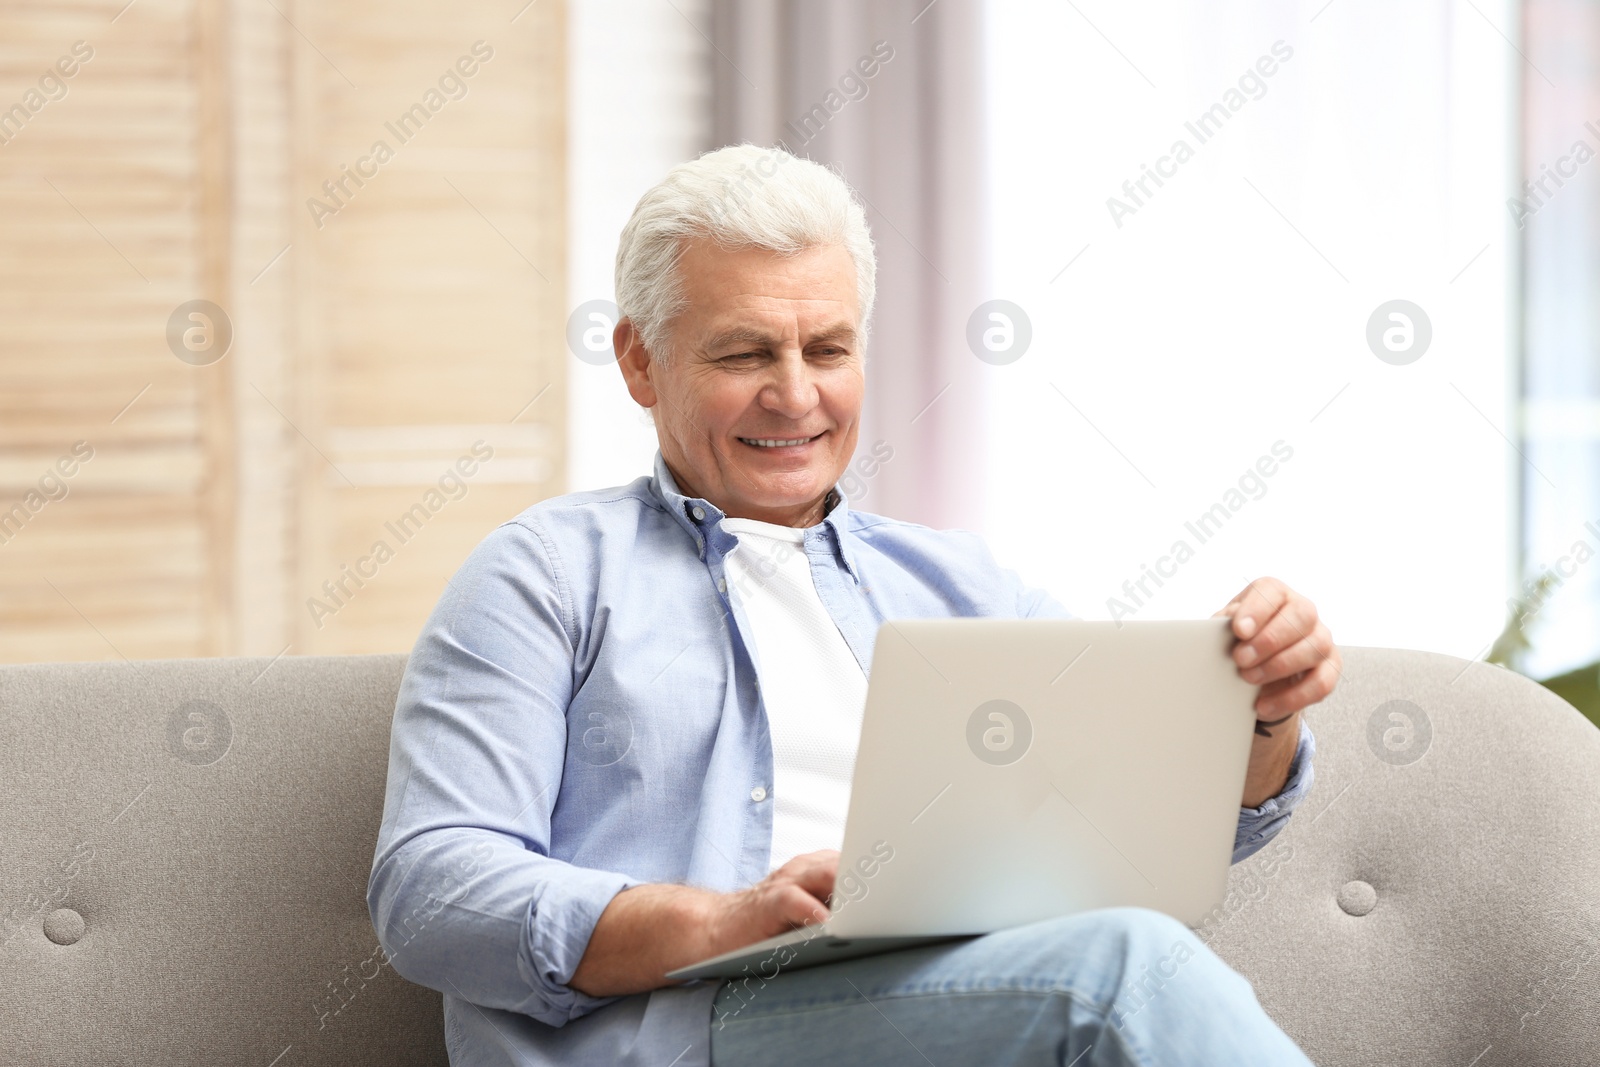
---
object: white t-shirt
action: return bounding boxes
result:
[720,515,868,873]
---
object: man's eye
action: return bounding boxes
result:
[724,351,761,361]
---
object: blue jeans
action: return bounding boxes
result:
[709,907,1314,1066]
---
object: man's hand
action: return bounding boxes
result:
[1213,576,1340,807]
[569,850,837,998]
[705,849,837,953]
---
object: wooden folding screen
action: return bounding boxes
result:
[0,0,567,662]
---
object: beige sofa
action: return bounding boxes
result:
[1,647,1596,1065]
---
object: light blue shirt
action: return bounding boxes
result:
[368,450,1316,1067]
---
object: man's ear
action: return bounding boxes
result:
[615,318,659,410]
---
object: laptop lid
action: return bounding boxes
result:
[827,618,1257,937]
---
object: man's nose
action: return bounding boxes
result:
[760,353,819,418]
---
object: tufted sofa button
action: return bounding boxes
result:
[1337,880,1377,917]
[43,908,85,946]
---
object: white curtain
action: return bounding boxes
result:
[710,0,992,531]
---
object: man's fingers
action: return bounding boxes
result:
[1234,592,1316,669]
[1239,621,1333,685]
[773,884,831,929]
[771,849,837,907]
[1255,656,1339,716]
[1215,578,1341,715]
[796,863,837,904]
[1216,577,1286,640]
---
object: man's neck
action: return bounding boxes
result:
[719,494,831,529]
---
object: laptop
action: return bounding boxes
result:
[667,617,1260,981]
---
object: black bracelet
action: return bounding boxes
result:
[1254,713,1295,738]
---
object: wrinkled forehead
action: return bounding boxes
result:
[673,239,861,340]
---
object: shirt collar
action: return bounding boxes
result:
[647,450,860,582]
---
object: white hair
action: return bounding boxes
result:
[614,143,877,362]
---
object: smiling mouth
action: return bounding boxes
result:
[738,434,823,448]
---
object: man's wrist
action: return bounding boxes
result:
[678,885,729,967]
[1242,709,1302,807]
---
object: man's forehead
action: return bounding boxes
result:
[672,239,861,348]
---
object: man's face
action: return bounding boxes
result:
[617,239,864,526]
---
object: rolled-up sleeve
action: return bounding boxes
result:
[1231,718,1316,864]
[366,519,641,1027]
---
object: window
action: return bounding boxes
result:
[983,0,1518,656]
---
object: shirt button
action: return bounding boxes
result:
[717,577,727,593]
[691,505,706,521]
[750,786,767,802]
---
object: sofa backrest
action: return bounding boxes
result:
[0,653,444,1067]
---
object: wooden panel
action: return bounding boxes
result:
[290,0,568,654]
[0,0,568,663]
[228,0,298,657]
[0,0,214,663]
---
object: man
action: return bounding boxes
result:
[368,144,1337,1066]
